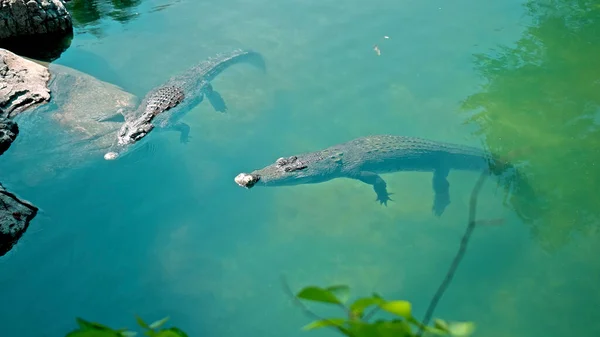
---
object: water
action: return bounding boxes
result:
[1,0,599,336]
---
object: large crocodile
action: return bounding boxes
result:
[102,49,266,160]
[234,135,522,216]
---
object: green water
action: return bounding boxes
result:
[1,0,599,336]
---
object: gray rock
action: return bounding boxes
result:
[0,48,51,118]
[46,63,138,150]
[0,116,17,155]
[0,0,72,40]
[1,63,138,185]
[0,182,38,257]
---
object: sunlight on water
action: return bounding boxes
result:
[1,0,600,336]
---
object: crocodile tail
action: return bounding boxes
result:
[204,49,267,81]
[505,167,540,223]
[238,49,267,73]
[489,153,540,223]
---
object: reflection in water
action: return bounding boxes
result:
[66,0,182,36]
[67,0,142,34]
[0,32,73,62]
[462,1,600,251]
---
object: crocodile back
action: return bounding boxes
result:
[130,49,265,125]
[139,85,185,117]
[327,135,495,174]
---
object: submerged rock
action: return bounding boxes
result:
[1,62,138,185]
[0,48,51,118]
[46,62,138,151]
[0,182,38,257]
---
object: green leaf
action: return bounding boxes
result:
[404,317,448,336]
[135,316,150,329]
[378,300,412,319]
[447,322,476,337]
[154,330,188,337]
[346,320,375,337]
[72,318,125,336]
[347,320,410,337]
[422,327,450,336]
[372,320,413,337]
[64,331,123,337]
[149,317,170,330]
[120,332,138,337]
[75,318,116,331]
[326,285,351,304]
[349,297,384,318]
[302,318,347,330]
[162,327,189,337]
[296,286,344,304]
[143,330,157,337]
[433,319,450,332]
[75,318,95,330]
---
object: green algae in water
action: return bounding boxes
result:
[455,1,600,337]
[461,0,600,252]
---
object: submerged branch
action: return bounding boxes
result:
[416,170,489,337]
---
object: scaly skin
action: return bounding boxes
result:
[103,49,266,160]
[234,135,515,216]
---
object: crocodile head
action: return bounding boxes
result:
[104,116,154,160]
[234,155,330,189]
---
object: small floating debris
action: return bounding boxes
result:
[373,36,389,55]
[373,45,381,56]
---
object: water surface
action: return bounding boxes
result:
[1,0,599,336]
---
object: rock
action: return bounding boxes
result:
[0,1,73,61]
[0,182,38,257]
[0,62,138,185]
[0,116,18,155]
[0,48,51,118]
[46,63,138,148]
[0,0,72,40]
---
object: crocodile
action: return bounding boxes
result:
[102,49,266,160]
[234,135,520,216]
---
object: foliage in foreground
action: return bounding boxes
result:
[65,316,186,337]
[63,284,475,337]
[293,284,474,337]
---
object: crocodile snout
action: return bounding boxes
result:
[104,151,119,160]
[234,173,260,188]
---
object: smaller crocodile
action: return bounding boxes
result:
[102,49,266,160]
[234,135,521,216]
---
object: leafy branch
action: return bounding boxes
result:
[416,170,488,336]
[282,278,475,337]
[282,170,492,337]
[64,315,187,337]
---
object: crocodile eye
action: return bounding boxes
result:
[283,163,307,172]
[130,130,146,140]
[276,157,287,166]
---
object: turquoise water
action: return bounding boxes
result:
[2,0,600,336]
